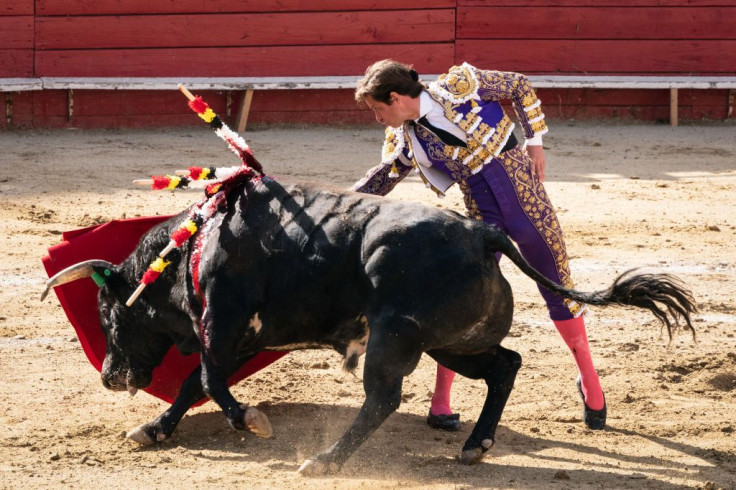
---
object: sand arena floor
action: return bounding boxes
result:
[1,121,735,489]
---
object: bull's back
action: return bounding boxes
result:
[204,180,512,350]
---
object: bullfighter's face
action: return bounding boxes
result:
[98,288,170,396]
[364,93,418,128]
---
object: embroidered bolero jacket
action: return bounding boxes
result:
[352,62,549,197]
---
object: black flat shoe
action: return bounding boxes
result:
[426,410,461,432]
[576,376,606,430]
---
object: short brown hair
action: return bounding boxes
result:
[355,59,424,105]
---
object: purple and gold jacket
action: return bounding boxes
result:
[353,63,548,197]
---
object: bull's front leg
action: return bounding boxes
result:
[298,319,423,476]
[126,365,205,446]
[199,304,272,438]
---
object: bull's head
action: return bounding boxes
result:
[42,260,173,395]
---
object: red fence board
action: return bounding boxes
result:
[46,89,358,117]
[36,10,455,49]
[60,91,228,117]
[35,43,454,77]
[0,50,33,77]
[0,0,33,15]
[250,89,360,113]
[37,0,455,16]
[456,40,736,74]
[0,16,33,48]
[459,1,736,6]
[540,87,728,106]
[458,7,736,39]
[24,89,376,128]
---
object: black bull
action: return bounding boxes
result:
[43,177,695,475]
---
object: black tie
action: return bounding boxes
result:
[416,115,467,148]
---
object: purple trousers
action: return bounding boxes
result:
[458,147,577,321]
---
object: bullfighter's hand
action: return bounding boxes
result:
[527,145,546,183]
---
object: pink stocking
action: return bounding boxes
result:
[553,317,605,410]
[430,364,456,416]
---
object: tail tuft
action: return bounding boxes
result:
[587,269,697,339]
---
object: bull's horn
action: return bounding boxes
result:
[41,259,115,301]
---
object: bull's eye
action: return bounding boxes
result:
[102,306,110,318]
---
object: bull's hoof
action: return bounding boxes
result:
[297,458,340,476]
[244,406,273,438]
[126,425,156,446]
[459,447,484,465]
[459,439,493,465]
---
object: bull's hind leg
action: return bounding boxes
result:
[299,318,423,476]
[429,345,522,465]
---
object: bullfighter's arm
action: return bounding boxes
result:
[351,126,413,196]
[474,69,548,141]
[351,156,413,196]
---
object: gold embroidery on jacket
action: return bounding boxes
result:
[428,85,515,160]
[415,125,474,182]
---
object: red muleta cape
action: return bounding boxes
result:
[41,216,286,407]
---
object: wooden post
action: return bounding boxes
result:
[670,88,678,127]
[236,89,254,133]
[4,93,12,126]
[67,89,74,122]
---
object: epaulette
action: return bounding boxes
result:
[429,62,480,104]
[381,125,406,164]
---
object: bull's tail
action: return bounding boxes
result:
[484,229,697,338]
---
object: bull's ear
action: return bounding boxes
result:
[90,264,119,288]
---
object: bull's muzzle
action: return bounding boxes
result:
[101,357,150,396]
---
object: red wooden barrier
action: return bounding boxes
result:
[0,17,33,48]
[36,10,455,49]
[19,1,457,128]
[0,3,33,77]
[459,0,736,6]
[37,0,455,15]
[2,0,734,128]
[26,88,373,129]
[457,7,736,40]
[0,50,32,77]
[456,40,736,74]
[35,44,454,77]
[453,1,735,121]
[538,88,730,121]
[0,0,33,15]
